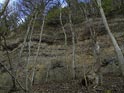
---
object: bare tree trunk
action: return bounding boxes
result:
[97,0,124,76]
[25,11,38,91]
[79,2,103,88]
[58,2,70,79]
[31,14,46,87]
[19,14,34,60]
[59,7,67,46]
[15,11,35,80]
[68,10,76,79]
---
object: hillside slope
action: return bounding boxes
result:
[0,18,124,93]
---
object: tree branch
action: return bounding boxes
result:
[0,0,10,17]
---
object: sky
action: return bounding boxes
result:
[0,0,87,24]
[0,0,65,7]
[0,0,88,8]
[0,0,5,3]
[0,0,88,5]
[0,0,16,4]
[0,0,17,9]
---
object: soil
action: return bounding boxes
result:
[33,72,124,93]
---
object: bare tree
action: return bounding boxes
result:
[30,11,46,88]
[25,11,38,91]
[97,0,124,76]
[67,0,76,79]
[78,2,103,88]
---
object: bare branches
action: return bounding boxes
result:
[0,61,27,92]
[0,0,10,17]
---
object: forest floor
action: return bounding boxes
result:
[33,72,124,93]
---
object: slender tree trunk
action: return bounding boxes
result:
[69,10,76,79]
[15,12,35,79]
[25,11,38,91]
[97,0,124,76]
[1,35,17,92]
[59,4,69,79]
[31,14,46,87]
[59,7,67,46]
